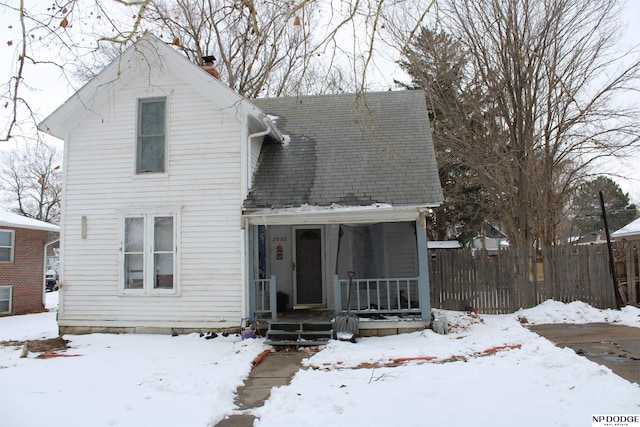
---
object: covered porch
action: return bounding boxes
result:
[244,207,432,336]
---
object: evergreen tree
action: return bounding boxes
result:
[570,176,638,237]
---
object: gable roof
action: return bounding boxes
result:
[0,210,60,232]
[245,90,443,210]
[38,34,279,140]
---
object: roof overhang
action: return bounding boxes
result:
[0,214,60,232]
[242,204,436,226]
[38,34,280,141]
[611,217,640,239]
[244,101,284,142]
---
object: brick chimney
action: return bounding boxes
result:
[201,55,220,79]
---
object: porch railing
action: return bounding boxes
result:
[333,275,421,315]
[253,275,277,320]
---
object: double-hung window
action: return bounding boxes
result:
[0,230,15,263]
[123,213,177,293]
[136,97,166,174]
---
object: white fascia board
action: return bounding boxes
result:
[39,38,155,138]
[38,66,116,138]
[242,204,432,225]
[38,34,254,138]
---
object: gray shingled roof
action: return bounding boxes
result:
[244,90,443,210]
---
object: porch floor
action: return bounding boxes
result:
[269,309,334,323]
[258,309,425,323]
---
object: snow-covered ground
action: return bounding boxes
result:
[1,293,638,427]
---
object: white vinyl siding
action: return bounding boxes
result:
[0,230,15,263]
[58,62,246,329]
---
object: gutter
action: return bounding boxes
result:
[255,115,284,143]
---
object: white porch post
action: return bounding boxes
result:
[416,215,431,320]
[247,224,256,318]
[333,274,341,314]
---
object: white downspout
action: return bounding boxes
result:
[242,125,270,318]
[246,127,270,196]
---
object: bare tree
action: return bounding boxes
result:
[85,0,436,97]
[140,0,327,97]
[2,0,436,144]
[0,142,62,223]
[397,29,496,244]
[1,0,81,143]
[401,0,640,248]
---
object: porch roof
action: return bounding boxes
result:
[244,90,443,211]
[242,203,425,225]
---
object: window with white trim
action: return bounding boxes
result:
[136,97,166,174]
[0,286,12,314]
[123,214,176,293]
[0,230,15,263]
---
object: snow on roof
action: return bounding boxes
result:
[611,217,640,239]
[427,241,462,249]
[0,210,59,232]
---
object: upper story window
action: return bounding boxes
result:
[0,230,15,263]
[136,97,166,174]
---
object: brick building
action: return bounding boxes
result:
[0,211,59,315]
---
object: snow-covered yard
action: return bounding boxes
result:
[1,292,638,427]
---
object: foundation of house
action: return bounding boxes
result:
[357,319,429,336]
[58,315,430,338]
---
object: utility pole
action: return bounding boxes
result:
[599,191,623,309]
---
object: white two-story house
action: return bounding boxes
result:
[39,34,443,336]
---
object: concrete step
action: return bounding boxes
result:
[266,320,333,348]
[264,339,331,347]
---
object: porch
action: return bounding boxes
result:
[251,272,429,343]
[245,210,434,343]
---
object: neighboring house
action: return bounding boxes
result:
[472,223,508,253]
[574,230,607,245]
[0,211,60,315]
[612,217,640,241]
[38,35,443,335]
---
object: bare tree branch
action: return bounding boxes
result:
[0,141,62,223]
[401,0,640,247]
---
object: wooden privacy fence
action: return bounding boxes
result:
[613,241,640,307]
[428,244,639,314]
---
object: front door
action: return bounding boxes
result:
[293,227,324,308]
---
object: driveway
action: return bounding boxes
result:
[527,323,640,384]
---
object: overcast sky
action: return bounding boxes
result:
[1,1,639,202]
[594,0,640,204]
